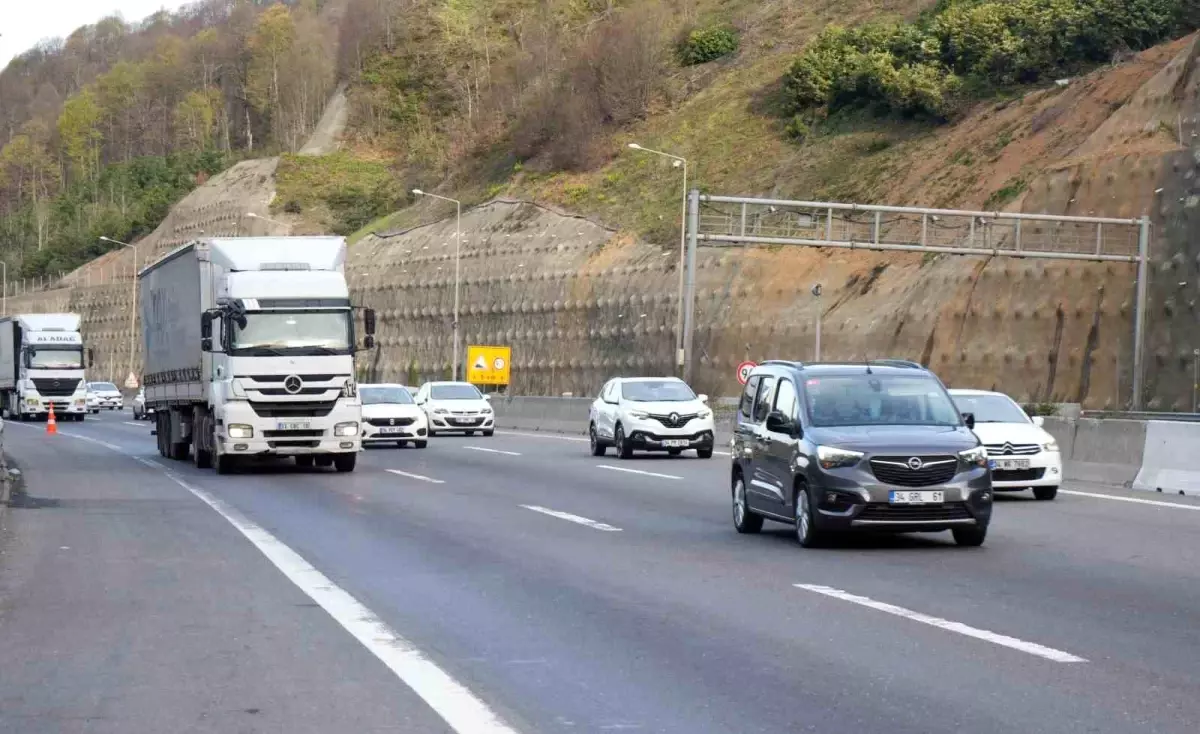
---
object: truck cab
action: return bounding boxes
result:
[0,314,92,421]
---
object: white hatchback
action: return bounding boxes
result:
[589,377,715,459]
[360,384,428,448]
[949,389,1063,500]
[415,381,494,436]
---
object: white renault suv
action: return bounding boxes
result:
[415,381,494,436]
[89,381,123,410]
[589,377,715,459]
[360,384,429,448]
[949,389,1062,500]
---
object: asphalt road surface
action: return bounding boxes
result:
[3,411,1200,733]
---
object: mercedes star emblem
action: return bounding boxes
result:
[907,457,924,470]
[283,375,303,394]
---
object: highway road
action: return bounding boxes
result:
[3,411,1200,733]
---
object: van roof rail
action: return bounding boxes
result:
[869,359,925,369]
[760,360,805,369]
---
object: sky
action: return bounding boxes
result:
[1,1,194,69]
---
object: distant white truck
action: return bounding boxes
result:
[0,314,92,421]
[139,236,376,473]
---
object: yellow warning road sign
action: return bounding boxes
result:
[466,345,511,385]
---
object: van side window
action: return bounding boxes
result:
[753,377,776,423]
[739,376,761,420]
[774,379,798,421]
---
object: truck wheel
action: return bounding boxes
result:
[315,456,334,468]
[334,454,357,473]
[295,455,314,468]
[213,446,237,475]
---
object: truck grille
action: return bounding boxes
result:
[254,387,333,396]
[858,503,973,522]
[869,456,958,487]
[32,378,80,397]
[249,400,338,419]
[246,374,341,383]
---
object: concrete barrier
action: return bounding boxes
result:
[1062,418,1146,487]
[1133,421,1200,497]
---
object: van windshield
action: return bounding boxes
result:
[804,375,961,428]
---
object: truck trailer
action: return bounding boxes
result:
[0,314,92,421]
[139,237,376,473]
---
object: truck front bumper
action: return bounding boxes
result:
[23,398,88,416]
[218,400,362,456]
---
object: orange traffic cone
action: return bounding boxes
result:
[46,405,57,435]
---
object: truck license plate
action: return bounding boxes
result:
[889,490,943,504]
[277,421,311,431]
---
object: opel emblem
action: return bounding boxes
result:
[283,375,303,394]
[907,457,924,470]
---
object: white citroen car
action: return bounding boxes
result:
[360,384,428,448]
[949,388,1062,500]
[415,381,494,436]
[589,377,715,459]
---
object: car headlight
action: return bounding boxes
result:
[229,379,247,399]
[817,445,864,470]
[228,424,254,439]
[1042,439,1058,452]
[482,406,493,414]
[433,407,449,415]
[630,410,650,419]
[341,379,357,398]
[959,445,988,468]
[698,409,712,420]
[334,421,359,437]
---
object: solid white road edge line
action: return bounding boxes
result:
[464,446,522,456]
[795,584,1087,664]
[41,426,524,734]
[495,430,587,443]
[1060,489,1200,511]
[520,504,622,532]
[123,421,147,428]
[596,464,683,481]
[386,469,446,484]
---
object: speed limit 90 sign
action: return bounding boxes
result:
[737,361,757,385]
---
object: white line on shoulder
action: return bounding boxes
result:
[464,446,522,456]
[1060,489,1200,511]
[386,469,446,484]
[520,504,622,532]
[596,464,682,480]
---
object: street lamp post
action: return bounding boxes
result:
[1,260,7,316]
[99,236,139,384]
[412,189,463,380]
[812,283,823,361]
[628,143,688,378]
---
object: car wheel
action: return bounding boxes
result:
[795,486,825,548]
[334,453,357,473]
[483,429,494,437]
[668,449,682,456]
[696,447,714,459]
[1033,486,1058,501]
[465,430,475,436]
[589,424,606,457]
[732,475,763,534]
[953,525,988,547]
[414,441,428,449]
[396,440,409,448]
[615,424,633,459]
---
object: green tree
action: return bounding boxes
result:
[173,88,222,151]
[57,89,104,185]
[248,3,297,140]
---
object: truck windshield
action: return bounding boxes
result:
[27,348,84,369]
[230,311,352,355]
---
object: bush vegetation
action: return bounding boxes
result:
[784,0,1188,120]
[273,153,404,236]
[677,25,739,66]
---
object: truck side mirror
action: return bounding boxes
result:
[363,335,376,350]
[364,308,377,336]
[200,312,213,340]
[87,348,94,367]
[201,338,213,352]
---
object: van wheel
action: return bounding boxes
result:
[795,486,826,548]
[615,425,634,459]
[1033,486,1058,501]
[953,525,988,547]
[732,475,763,534]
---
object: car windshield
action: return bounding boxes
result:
[231,310,352,355]
[430,384,483,400]
[951,393,1030,424]
[28,348,84,369]
[92,382,118,392]
[361,386,414,405]
[804,374,961,428]
[621,380,696,402]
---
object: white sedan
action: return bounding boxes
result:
[415,381,495,436]
[360,384,428,448]
[949,388,1062,500]
[589,377,715,459]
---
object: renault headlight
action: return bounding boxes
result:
[1042,439,1059,452]
[630,410,650,419]
[334,421,359,437]
[698,409,713,420]
[228,424,254,439]
[817,445,864,470]
[341,379,357,398]
[959,445,988,468]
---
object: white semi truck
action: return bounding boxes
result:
[139,236,376,473]
[0,314,92,421]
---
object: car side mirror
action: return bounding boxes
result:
[87,348,94,367]
[483,393,491,401]
[766,410,798,436]
[962,412,976,430]
[1032,416,1045,427]
[698,394,709,404]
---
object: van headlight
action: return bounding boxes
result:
[817,445,864,470]
[228,424,254,439]
[959,445,988,468]
[335,421,359,437]
[341,379,357,398]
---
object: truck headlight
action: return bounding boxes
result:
[959,445,989,468]
[26,398,39,407]
[341,379,357,398]
[334,422,359,437]
[817,445,864,470]
[227,424,254,439]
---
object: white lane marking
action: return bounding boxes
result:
[495,430,587,443]
[40,424,524,734]
[464,446,522,457]
[795,584,1087,664]
[58,431,122,451]
[123,421,148,428]
[1060,489,1200,511]
[596,464,682,481]
[165,472,521,734]
[520,504,622,532]
[386,469,446,485]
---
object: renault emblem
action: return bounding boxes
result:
[670,412,679,424]
[907,457,924,470]
[283,375,303,394]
